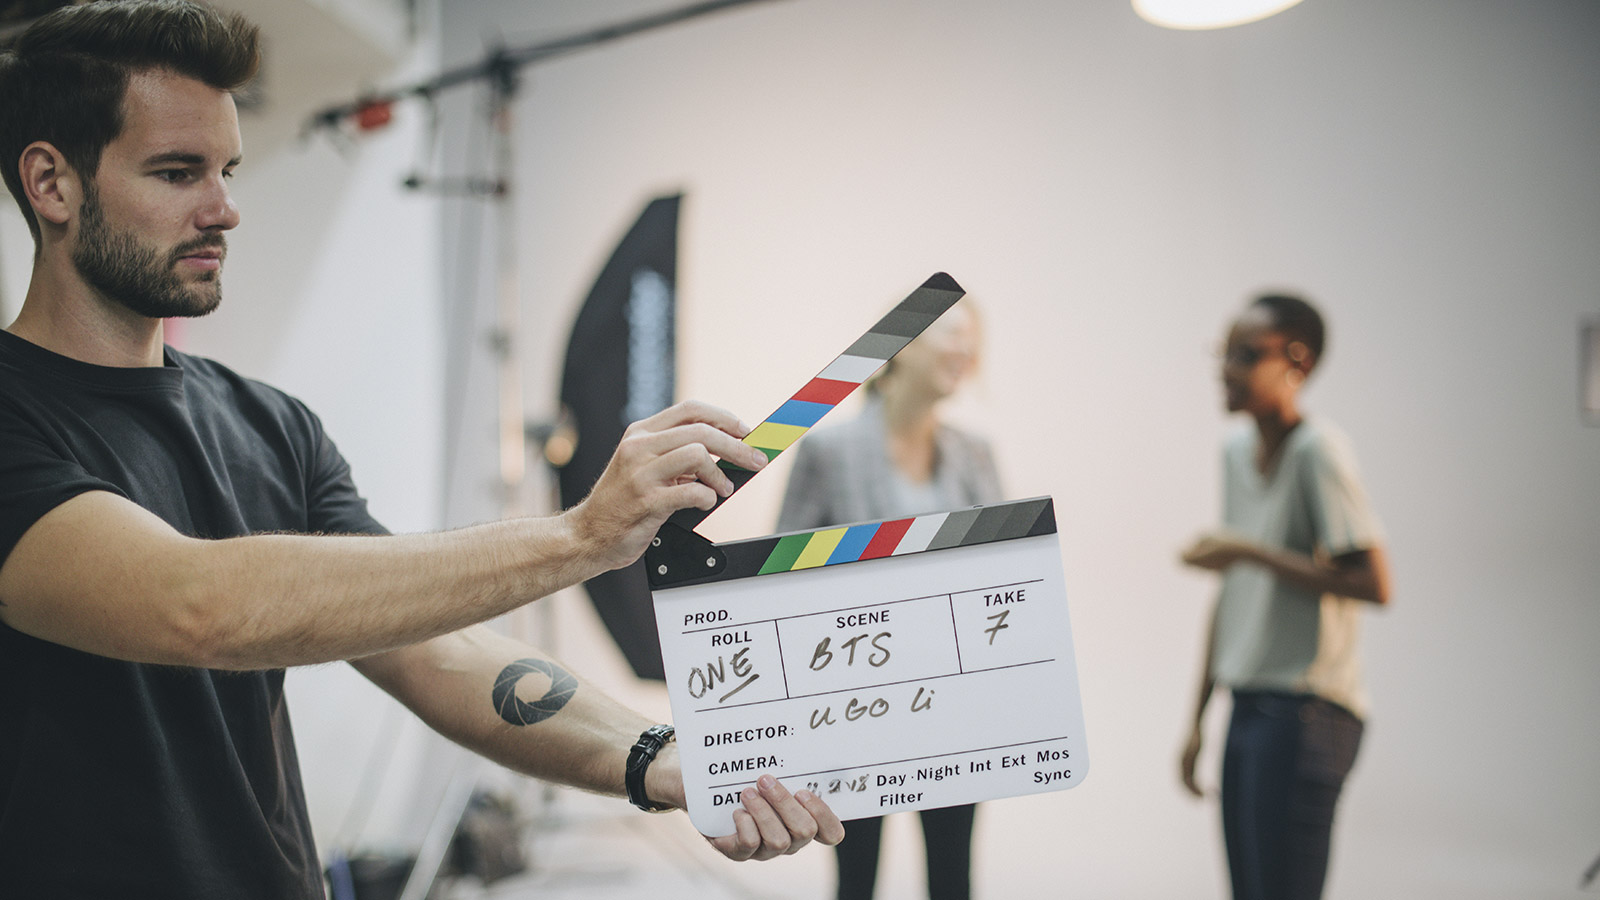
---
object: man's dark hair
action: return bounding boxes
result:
[0,0,259,245]
[1251,292,1326,369]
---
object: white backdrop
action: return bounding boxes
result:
[2,1,1596,897]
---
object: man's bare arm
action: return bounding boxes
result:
[1179,599,1219,798]
[0,402,767,670]
[353,627,846,861]
[1181,532,1392,606]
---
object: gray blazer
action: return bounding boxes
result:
[776,398,1003,532]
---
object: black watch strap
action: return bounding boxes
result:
[625,724,676,812]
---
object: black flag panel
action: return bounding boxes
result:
[557,195,680,680]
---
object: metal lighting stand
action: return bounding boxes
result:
[307,3,783,898]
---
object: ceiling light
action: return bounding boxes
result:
[1133,0,1306,30]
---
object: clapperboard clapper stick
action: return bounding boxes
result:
[645,273,1089,836]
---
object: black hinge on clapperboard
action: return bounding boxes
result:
[643,272,967,587]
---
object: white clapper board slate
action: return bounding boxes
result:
[644,274,1088,836]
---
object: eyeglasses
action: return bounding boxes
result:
[1215,343,1284,368]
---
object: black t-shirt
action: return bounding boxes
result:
[0,329,385,898]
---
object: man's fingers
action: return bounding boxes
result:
[1180,536,1216,563]
[751,775,818,854]
[632,400,753,443]
[737,783,793,861]
[715,777,812,862]
[651,422,768,474]
[642,443,736,499]
[659,480,722,513]
[795,789,844,847]
[701,776,843,863]
[627,419,771,477]
[706,808,762,861]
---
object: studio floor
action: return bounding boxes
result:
[435,785,846,900]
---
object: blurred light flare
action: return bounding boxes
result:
[1133,0,1306,30]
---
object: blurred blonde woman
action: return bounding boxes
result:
[778,301,997,900]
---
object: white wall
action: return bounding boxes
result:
[0,205,28,323]
[425,1,1598,898]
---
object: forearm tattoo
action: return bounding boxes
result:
[492,658,578,726]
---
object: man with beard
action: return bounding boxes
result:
[72,175,230,319]
[0,2,841,897]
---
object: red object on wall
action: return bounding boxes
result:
[354,101,394,132]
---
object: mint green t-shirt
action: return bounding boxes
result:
[1210,418,1384,718]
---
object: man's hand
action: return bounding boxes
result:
[707,775,846,862]
[644,743,844,861]
[1180,531,1256,572]
[1179,725,1206,798]
[566,401,769,573]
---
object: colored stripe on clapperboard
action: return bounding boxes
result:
[669,497,1057,587]
[671,272,966,531]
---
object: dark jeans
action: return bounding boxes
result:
[1222,692,1364,900]
[835,804,976,900]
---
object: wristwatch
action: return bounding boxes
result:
[625,724,676,812]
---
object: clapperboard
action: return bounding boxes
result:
[644,274,1087,836]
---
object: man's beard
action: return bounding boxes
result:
[71,184,226,319]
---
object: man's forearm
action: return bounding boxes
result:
[353,627,669,802]
[357,626,848,858]
[0,492,610,670]
[193,518,611,669]
[1239,543,1387,604]
[0,400,765,671]
[1190,602,1218,727]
